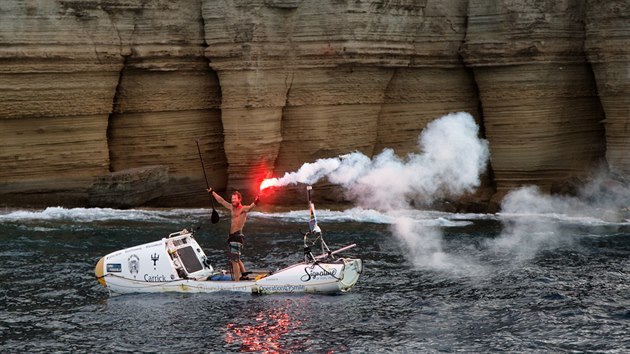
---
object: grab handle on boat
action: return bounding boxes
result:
[314,243,357,260]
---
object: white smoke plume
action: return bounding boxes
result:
[392,215,488,276]
[488,172,630,262]
[265,112,490,274]
[267,112,490,210]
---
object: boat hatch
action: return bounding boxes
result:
[178,246,203,273]
[166,230,212,279]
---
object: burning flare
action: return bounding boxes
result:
[260,178,279,191]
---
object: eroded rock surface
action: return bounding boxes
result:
[585,0,630,176]
[88,165,169,208]
[462,0,606,196]
[1,0,629,210]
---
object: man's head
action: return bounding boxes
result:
[231,191,242,207]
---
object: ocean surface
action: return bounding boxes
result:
[1,206,629,353]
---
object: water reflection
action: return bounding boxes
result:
[225,305,304,353]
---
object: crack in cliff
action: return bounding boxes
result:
[578,5,608,165]
[199,0,210,49]
[583,59,608,161]
[105,20,137,173]
[271,4,299,177]
[372,68,397,157]
[460,3,496,197]
[283,71,294,109]
[464,63,497,194]
[199,0,224,141]
[106,54,129,173]
[579,20,604,119]
[271,70,295,175]
[101,6,128,174]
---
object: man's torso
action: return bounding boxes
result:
[230,206,248,234]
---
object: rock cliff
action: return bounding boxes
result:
[584,0,630,176]
[1,0,226,207]
[0,0,628,210]
[461,0,606,202]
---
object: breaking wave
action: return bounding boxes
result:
[1,206,626,227]
[0,207,205,223]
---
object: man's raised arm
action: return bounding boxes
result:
[208,188,231,209]
[243,195,260,213]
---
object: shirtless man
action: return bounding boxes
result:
[207,188,259,281]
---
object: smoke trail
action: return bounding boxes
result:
[488,172,630,262]
[266,112,490,274]
[392,215,488,276]
[268,112,490,210]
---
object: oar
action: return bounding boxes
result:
[195,139,220,224]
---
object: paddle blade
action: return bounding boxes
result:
[211,208,220,224]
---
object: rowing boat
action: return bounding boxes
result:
[94,186,362,295]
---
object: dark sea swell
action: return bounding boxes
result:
[1,207,629,353]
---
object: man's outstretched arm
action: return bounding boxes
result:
[242,195,260,213]
[207,188,231,209]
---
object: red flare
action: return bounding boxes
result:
[260,178,279,191]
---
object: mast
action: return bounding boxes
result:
[306,185,321,236]
[305,186,330,260]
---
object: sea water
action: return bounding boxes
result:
[1,207,629,353]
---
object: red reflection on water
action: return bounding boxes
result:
[225,308,307,353]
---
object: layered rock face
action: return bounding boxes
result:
[0,1,121,205]
[1,0,629,210]
[461,0,606,198]
[87,165,169,208]
[0,0,226,207]
[204,0,484,202]
[585,0,630,176]
[104,1,226,206]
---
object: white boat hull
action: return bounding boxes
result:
[95,229,362,295]
[98,260,362,295]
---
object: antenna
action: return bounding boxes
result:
[306,185,313,203]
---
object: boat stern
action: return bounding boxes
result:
[339,258,363,292]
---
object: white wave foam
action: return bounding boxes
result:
[0,207,212,223]
[2,206,624,227]
[498,212,630,226]
[0,206,481,227]
[251,208,392,224]
[251,207,476,227]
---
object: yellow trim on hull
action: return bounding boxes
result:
[95,257,106,287]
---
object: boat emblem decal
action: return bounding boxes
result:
[128,254,140,276]
[151,253,159,268]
